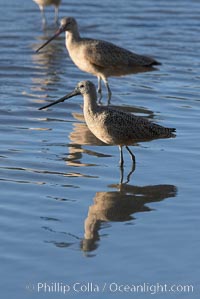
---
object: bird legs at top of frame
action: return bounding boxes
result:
[54,5,59,24]
[39,5,47,27]
[39,4,59,29]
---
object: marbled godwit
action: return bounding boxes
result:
[33,0,61,24]
[36,17,161,102]
[39,81,175,167]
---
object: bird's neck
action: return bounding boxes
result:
[83,94,99,116]
[66,28,81,45]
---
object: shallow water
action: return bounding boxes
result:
[0,0,200,298]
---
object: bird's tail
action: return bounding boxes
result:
[159,127,176,138]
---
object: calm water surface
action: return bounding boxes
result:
[0,0,200,298]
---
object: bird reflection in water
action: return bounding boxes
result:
[64,113,110,167]
[81,183,177,253]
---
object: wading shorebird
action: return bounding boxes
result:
[36,17,161,102]
[39,81,175,168]
[33,0,61,24]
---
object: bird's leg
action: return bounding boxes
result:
[119,165,124,185]
[39,5,47,26]
[97,77,102,103]
[103,78,112,104]
[119,146,125,184]
[126,163,136,183]
[125,166,135,184]
[122,146,135,183]
[119,146,124,168]
[54,6,59,24]
[119,146,135,185]
[125,146,136,165]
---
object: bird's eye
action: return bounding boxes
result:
[80,84,84,88]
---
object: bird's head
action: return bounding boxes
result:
[35,17,78,53]
[38,81,96,110]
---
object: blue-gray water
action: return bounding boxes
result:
[0,0,200,298]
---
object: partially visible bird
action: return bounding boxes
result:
[33,0,61,25]
[36,17,161,102]
[39,80,175,167]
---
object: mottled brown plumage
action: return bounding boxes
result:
[39,81,175,167]
[36,17,161,101]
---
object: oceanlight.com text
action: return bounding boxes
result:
[25,281,194,295]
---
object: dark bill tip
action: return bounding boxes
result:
[35,27,64,53]
[38,90,80,110]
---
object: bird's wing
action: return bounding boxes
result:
[82,39,150,68]
[102,109,174,140]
